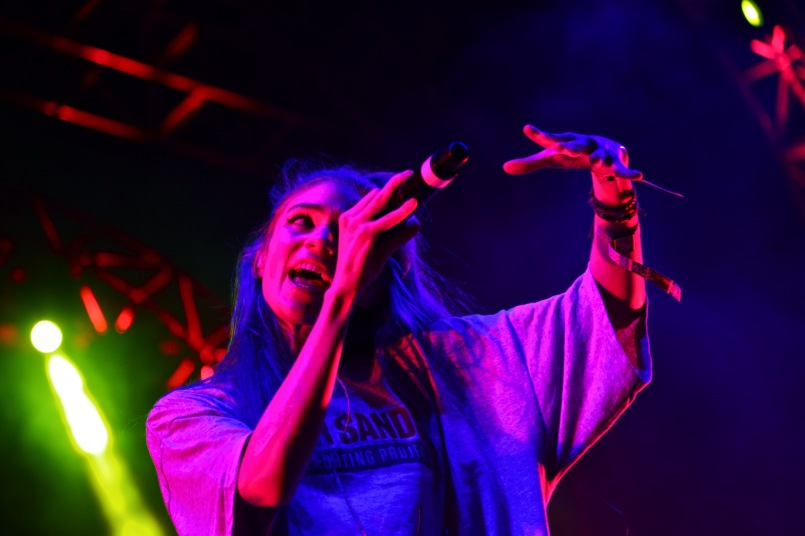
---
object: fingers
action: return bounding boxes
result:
[344,170,410,221]
[612,163,643,181]
[526,125,595,154]
[503,148,558,175]
[522,124,561,149]
[383,170,413,194]
[374,198,418,231]
[376,219,420,264]
[349,187,380,214]
[506,125,596,175]
[591,161,643,181]
[562,138,596,156]
[504,149,589,175]
[618,145,630,167]
[590,147,642,181]
[589,147,614,177]
[612,145,642,180]
[379,170,413,203]
[339,169,418,241]
[512,124,644,181]
[359,170,412,218]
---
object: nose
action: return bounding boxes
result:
[305,227,335,255]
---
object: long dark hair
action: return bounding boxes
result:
[203,159,465,427]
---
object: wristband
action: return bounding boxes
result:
[589,190,639,223]
[594,224,682,302]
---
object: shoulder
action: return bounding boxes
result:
[146,378,244,435]
[414,271,608,368]
[428,270,602,332]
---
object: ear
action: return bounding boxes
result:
[253,250,265,278]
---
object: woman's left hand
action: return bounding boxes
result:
[503,124,642,183]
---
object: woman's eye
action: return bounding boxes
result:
[287,214,313,228]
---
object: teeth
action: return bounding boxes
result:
[291,262,332,284]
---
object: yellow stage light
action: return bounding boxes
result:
[741,0,763,27]
[48,355,109,455]
[45,352,166,534]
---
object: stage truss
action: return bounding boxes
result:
[1,190,230,390]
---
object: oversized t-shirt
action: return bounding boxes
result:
[146,269,651,535]
[286,374,444,535]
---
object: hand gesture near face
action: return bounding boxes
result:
[332,171,420,302]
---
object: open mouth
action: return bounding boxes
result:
[289,262,332,290]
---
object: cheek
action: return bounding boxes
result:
[260,265,288,316]
[261,236,290,275]
[259,236,294,292]
[260,257,285,304]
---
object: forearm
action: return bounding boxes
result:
[502,126,650,310]
[588,175,646,311]
[237,288,356,507]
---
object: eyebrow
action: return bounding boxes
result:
[286,203,325,212]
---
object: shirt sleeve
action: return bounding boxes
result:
[146,387,270,536]
[517,268,650,480]
[425,268,651,484]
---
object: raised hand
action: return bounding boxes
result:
[503,124,642,182]
[333,171,420,301]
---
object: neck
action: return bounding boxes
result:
[340,306,385,381]
[279,321,314,356]
[278,305,386,371]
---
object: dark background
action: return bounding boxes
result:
[1,0,803,534]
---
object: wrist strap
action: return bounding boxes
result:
[589,190,639,223]
[594,225,682,302]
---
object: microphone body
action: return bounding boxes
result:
[387,142,469,214]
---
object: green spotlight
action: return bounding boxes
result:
[741,0,763,27]
[31,320,62,353]
[48,354,109,455]
[44,353,166,534]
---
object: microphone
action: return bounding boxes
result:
[386,142,470,215]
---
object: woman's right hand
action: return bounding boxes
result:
[331,171,420,302]
[240,173,419,509]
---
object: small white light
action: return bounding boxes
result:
[31,320,63,353]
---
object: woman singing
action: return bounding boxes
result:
[146,125,653,535]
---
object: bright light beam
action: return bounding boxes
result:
[45,353,165,535]
[48,355,109,455]
[741,0,763,27]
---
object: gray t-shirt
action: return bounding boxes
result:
[146,269,650,535]
[288,376,442,535]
